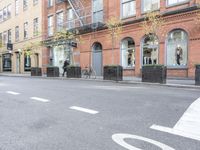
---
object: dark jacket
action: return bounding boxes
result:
[63,60,69,70]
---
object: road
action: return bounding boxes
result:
[0,76,199,150]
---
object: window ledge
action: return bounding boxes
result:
[123,67,135,70]
[167,67,188,70]
[121,15,136,20]
[141,9,160,15]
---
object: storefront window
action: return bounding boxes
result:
[167,30,188,67]
[24,54,31,71]
[3,53,12,71]
[121,37,135,68]
[142,35,159,65]
[51,45,71,73]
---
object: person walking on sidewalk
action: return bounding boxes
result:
[62,59,69,77]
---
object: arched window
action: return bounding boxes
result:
[121,37,135,68]
[93,42,102,52]
[167,30,188,67]
[142,35,159,65]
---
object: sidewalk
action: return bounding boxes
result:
[0,72,199,89]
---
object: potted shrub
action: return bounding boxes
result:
[103,65,123,81]
[195,64,200,85]
[66,65,81,78]
[142,64,167,84]
[47,65,60,77]
[31,67,42,76]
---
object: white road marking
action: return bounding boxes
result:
[112,133,175,150]
[6,91,20,95]
[151,97,200,141]
[70,106,99,114]
[30,97,49,102]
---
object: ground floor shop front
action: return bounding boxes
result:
[77,12,200,78]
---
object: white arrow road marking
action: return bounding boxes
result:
[6,91,20,95]
[30,97,49,102]
[112,133,175,150]
[151,97,200,141]
[70,106,99,114]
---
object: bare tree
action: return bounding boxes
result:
[141,11,164,41]
[106,17,122,64]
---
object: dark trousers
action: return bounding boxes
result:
[176,55,181,65]
[62,69,67,77]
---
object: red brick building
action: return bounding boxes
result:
[43,0,200,78]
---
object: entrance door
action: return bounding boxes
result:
[92,43,102,76]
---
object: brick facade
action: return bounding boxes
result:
[42,0,200,78]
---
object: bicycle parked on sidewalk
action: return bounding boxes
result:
[81,66,96,79]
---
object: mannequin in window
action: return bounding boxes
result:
[175,45,183,65]
[151,48,157,64]
[128,53,132,66]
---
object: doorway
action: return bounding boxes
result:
[92,42,102,76]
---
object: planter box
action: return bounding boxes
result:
[67,66,81,78]
[103,65,123,81]
[31,67,42,76]
[142,65,166,84]
[195,65,200,86]
[47,66,59,77]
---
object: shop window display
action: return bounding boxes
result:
[142,35,159,65]
[121,37,135,68]
[24,54,31,71]
[51,45,71,73]
[3,53,12,71]
[167,30,188,67]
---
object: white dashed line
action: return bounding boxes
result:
[6,91,20,95]
[70,106,99,114]
[30,97,50,102]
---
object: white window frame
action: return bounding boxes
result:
[166,29,188,68]
[121,0,136,19]
[167,0,189,7]
[0,10,3,22]
[7,4,11,18]
[142,0,160,13]
[33,18,39,36]
[15,26,19,41]
[92,0,104,23]
[3,31,7,45]
[33,0,38,5]
[23,0,28,10]
[3,7,7,21]
[48,15,54,36]
[48,0,53,7]
[56,11,63,31]
[15,0,19,15]
[121,37,135,68]
[8,29,11,43]
[24,22,28,39]
[66,8,75,30]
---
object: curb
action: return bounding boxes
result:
[0,74,199,89]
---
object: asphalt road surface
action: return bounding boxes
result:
[0,76,200,150]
